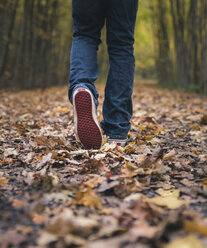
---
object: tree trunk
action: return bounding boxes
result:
[0,0,18,84]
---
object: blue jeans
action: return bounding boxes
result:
[69,0,138,139]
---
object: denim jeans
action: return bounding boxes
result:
[69,0,138,139]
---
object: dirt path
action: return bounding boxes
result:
[0,83,207,248]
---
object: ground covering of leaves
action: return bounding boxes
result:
[0,83,207,248]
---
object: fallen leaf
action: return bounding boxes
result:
[163,149,176,161]
[128,220,160,240]
[124,193,142,202]
[43,191,72,204]
[16,225,32,235]
[201,114,207,124]
[36,153,52,169]
[64,234,86,246]
[0,177,9,185]
[37,231,57,246]
[185,220,207,236]
[186,115,202,122]
[47,209,99,238]
[166,234,206,248]
[0,230,26,247]
[94,153,106,160]
[32,212,47,224]
[97,180,119,193]
[52,106,69,114]
[84,175,103,188]
[101,142,117,152]
[98,208,112,215]
[149,137,162,145]
[124,142,136,153]
[144,189,188,209]
[74,187,102,209]
[12,199,27,209]
[3,148,18,157]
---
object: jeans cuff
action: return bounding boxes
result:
[70,84,98,107]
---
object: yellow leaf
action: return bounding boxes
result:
[98,114,103,123]
[189,124,201,131]
[102,136,108,146]
[144,189,188,209]
[185,221,207,236]
[175,132,184,136]
[53,107,69,114]
[152,125,166,135]
[74,187,102,210]
[156,188,179,197]
[0,178,9,185]
[98,208,112,215]
[202,178,207,190]
[144,135,153,141]
[137,125,145,131]
[166,234,206,248]
[124,142,136,153]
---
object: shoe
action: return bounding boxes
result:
[73,88,102,149]
[107,138,127,147]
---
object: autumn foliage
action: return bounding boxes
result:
[0,83,207,247]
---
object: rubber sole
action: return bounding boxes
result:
[74,90,102,149]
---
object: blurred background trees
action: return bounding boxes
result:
[0,0,206,94]
[153,0,207,93]
[0,0,72,88]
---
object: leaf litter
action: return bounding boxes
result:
[0,84,207,247]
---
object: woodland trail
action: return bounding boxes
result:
[0,83,207,248]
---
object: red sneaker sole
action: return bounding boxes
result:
[74,90,102,149]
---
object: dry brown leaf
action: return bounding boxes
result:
[101,142,117,151]
[12,199,27,209]
[64,234,86,246]
[201,114,207,125]
[98,208,112,215]
[46,209,99,238]
[74,187,102,209]
[16,225,32,235]
[0,177,9,185]
[3,148,18,157]
[0,230,26,247]
[163,149,176,161]
[84,175,103,188]
[128,220,159,240]
[186,114,202,122]
[32,212,47,224]
[36,153,52,169]
[37,231,57,246]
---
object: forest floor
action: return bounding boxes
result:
[0,82,207,248]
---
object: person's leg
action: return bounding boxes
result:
[68,0,106,105]
[101,0,138,140]
[69,0,106,149]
